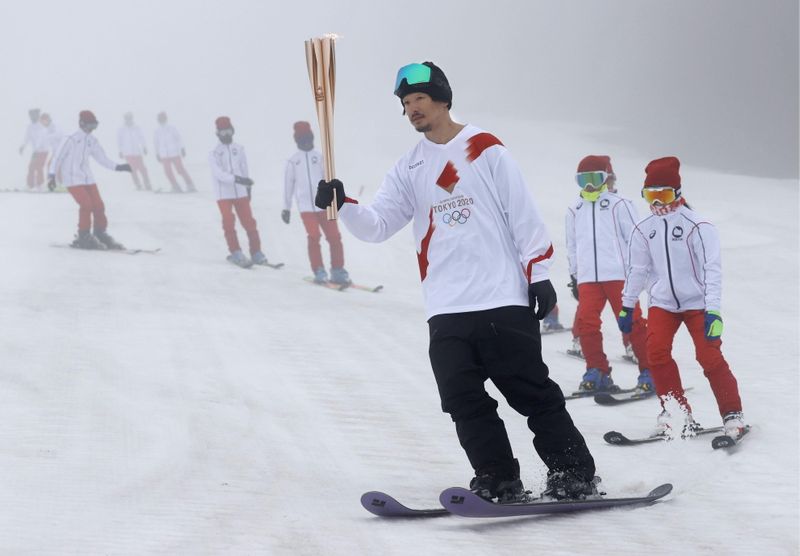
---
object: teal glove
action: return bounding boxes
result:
[704,311,723,340]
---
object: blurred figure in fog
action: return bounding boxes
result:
[19,108,48,189]
[39,113,63,189]
[283,121,349,285]
[117,112,152,191]
[154,111,195,192]
[48,110,132,249]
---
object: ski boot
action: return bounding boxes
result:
[541,312,565,333]
[542,471,601,501]
[251,251,269,265]
[469,459,529,503]
[623,342,639,364]
[681,414,703,439]
[71,230,107,250]
[330,267,352,286]
[722,411,746,440]
[227,250,253,268]
[566,336,584,359]
[651,410,673,438]
[312,267,329,284]
[635,369,654,394]
[578,368,618,393]
[94,230,125,250]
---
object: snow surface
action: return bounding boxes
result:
[0,122,797,555]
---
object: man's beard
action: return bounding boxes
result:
[414,122,432,133]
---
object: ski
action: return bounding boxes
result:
[564,349,584,360]
[564,387,636,401]
[439,483,672,518]
[153,189,198,194]
[541,326,572,336]
[711,426,751,450]
[51,243,160,255]
[603,425,724,446]
[254,261,285,270]
[347,283,383,293]
[595,386,694,406]
[303,276,348,291]
[360,491,449,518]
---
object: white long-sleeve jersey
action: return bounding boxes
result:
[621,204,723,312]
[22,122,47,153]
[208,142,251,200]
[49,130,119,187]
[118,125,147,156]
[42,124,63,154]
[339,124,553,319]
[565,191,639,284]
[284,149,324,213]
[154,124,184,158]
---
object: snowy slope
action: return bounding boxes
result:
[0,123,797,555]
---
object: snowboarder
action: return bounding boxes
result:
[154,111,195,192]
[48,110,132,249]
[282,121,350,285]
[316,61,597,502]
[566,155,651,394]
[618,156,746,440]
[208,116,269,268]
[117,112,152,191]
[20,108,48,190]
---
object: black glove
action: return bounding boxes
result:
[47,174,56,191]
[528,279,557,320]
[316,179,346,211]
[234,176,254,186]
[281,210,290,224]
[567,275,579,301]
[115,163,132,172]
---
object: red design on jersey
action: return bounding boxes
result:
[344,196,359,204]
[436,161,459,193]
[417,208,435,281]
[525,244,554,282]
[466,132,503,162]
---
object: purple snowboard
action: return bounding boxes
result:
[360,491,449,517]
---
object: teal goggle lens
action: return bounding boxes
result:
[394,63,432,94]
[575,171,608,189]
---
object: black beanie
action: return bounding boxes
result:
[394,61,452,112]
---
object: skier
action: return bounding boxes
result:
[48,110,132,249]
[154,111,195,192]
[316,61,597,501]
[618,156,746,440]
[20,108,48,189]
[208,116,269,268]
[282,121,350,285]
[117,112,152,191]
[39,113,63,189]
[566,155,651,394]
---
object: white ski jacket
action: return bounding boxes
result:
[118,125,147,156]
[284,149,324,213]
[208,142,251,201]
[621,204,723,312]
[22,122,47,153]
[42,124,63,154]
[154,124,184,158]
[49,130,119,187]
[565,191,639,284]
[339,124,553,319]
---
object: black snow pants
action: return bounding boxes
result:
[428,305,596,481]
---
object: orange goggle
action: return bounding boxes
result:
[641,186,678,205]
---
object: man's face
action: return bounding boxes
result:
[29,110,40,123]
[296,134,314,151]
[80,121,98,134]
[217,128,234,144]
[402,93,445,133]
[157,113,167,125]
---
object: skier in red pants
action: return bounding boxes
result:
[208,116,269,268]
[618,156,746,441]
[48,110,132,249]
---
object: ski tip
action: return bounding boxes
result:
[360,491,393,514]
[647,483,673,499]
[603,431,627,445]
[438,486,471,508]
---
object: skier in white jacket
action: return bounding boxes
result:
[48,110,132,249]
[154,111,195,192]
[282,121,349,284]
[315,61,597,502]
[617,156,746,441]
[566,155,651,394]
[117,112,152,191]
[208,116,269,268]
[20,108,48,189]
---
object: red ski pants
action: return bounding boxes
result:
[27,151,48,188]
[160,156,194,189]
[646,307,742,417]
[125,155,152,190]
[300,211,344,271]
[576,280,649,372]
[217,198,261,255]
[68,184,107,232]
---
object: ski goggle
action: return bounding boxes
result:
[216,128,234,138]
[81,121,98,131]
[394,63,432,94]
[575,171,609,189]
[641,186,678,205]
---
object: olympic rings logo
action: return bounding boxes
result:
[442,209,471,226]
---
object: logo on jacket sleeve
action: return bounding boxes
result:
[649,229,657,239]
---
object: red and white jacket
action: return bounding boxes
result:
[49,130,119,187]
[565,191,639,284]
[208,142,251,201]
[621,204,723,312]
[284,149,324,213]
[339,124,553,318]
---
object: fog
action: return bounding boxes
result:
[2,0,797,183]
